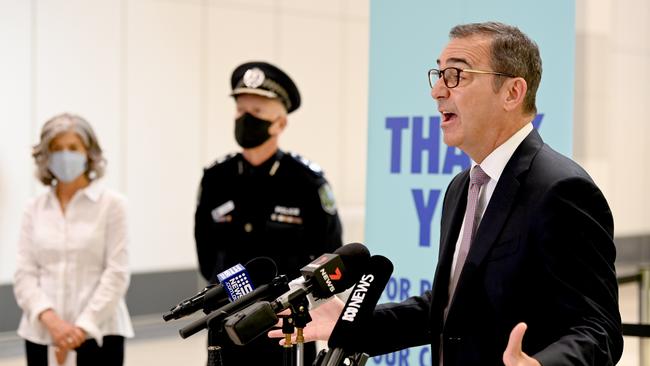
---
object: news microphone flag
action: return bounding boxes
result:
[319,255,394,366]
[218,263,255,302]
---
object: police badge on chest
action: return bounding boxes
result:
[271,205,303,224]
[211,200,235,223]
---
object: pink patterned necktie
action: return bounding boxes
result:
[447,165,491,305]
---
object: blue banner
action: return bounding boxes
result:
[365,1,575,365]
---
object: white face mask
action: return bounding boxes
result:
[48,151,88,183]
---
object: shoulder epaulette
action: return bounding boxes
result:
[206,152,238,170]
[287,151,323,176]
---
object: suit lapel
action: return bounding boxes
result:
[431,171,469,322]
[438,173,469,265]
[458,130,544,287]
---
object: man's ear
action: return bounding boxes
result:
[503,77,528,112]
[269,115,287,136]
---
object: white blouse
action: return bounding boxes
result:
[14,180,134,347]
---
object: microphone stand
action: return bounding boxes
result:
[206,328,225,366]
[279,295,311,366]
[292,299,311,366]
[281,315,295,366]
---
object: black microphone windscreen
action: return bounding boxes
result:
[327,255,393,350]
[333,242,371,288]
[245,256,278,284]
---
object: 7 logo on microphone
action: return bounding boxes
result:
[301,253,345,298]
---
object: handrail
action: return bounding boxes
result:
[622,323,650,338]
[617,266,650,365]
[618,273,642,285]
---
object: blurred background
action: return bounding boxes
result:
[0,0,648,365]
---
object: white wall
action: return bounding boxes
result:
[0,0,369,284]
[0,0,34,286]
[1,0,648,285]
[574,0,650,237]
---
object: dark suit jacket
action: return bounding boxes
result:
[360,130,623,365]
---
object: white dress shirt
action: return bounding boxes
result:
[449,123,534,283]
[14,180,134,347]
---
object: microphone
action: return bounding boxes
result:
[163,284,216,322]
[216,256,277,304]
[179,243,369,341]
[279,242,370,304]
[320,255,394,366]
[223,243,371,346]
[179,275,290,339]
[163,256,277,321]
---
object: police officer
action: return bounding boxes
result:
[194,61,343,365]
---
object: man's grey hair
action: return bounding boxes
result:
[32,113,106,185]
[450,21,542,115]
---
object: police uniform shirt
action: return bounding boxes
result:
[194,149,343,284]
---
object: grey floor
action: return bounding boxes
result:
[0,283,642,365]
[0,315,208,366]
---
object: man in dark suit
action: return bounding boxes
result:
[269,21,622,365]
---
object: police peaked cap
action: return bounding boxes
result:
[230,61,301,113]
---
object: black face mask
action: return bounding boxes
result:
[234,113,274,148]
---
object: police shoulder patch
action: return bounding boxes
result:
[318,183,337,215]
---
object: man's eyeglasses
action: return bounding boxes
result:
[428,67,515,88]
